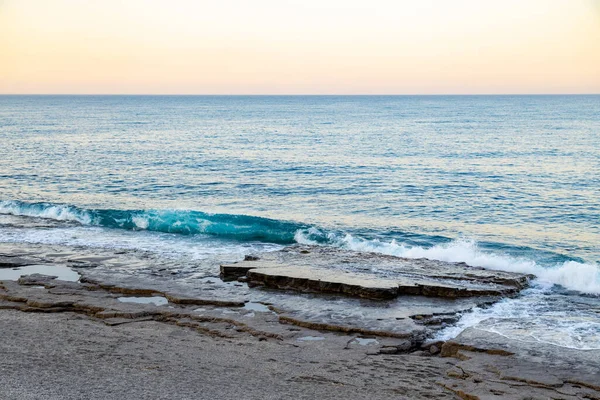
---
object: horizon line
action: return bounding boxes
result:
[1,93,599,96]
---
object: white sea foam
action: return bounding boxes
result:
[131,215,150,230]
[293,227,322,245]
[0,224,283,266]
[296,229,600,348]
[3,200,599,294]
[295,230,600,295]
[434,285,600,350]
[0,200,92,224]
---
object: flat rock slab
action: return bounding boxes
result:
[222,245,531,300]
[0,256,41,267]
[248,266,400,299]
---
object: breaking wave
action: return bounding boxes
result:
[0,200,306,244]
[3,200,598,295]
[295,229,600,295]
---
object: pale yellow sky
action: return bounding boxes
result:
[1,0,599,94]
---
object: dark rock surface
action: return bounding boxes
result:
[0,242,515,339]
[222,245,532,300]
[248,266,400,299]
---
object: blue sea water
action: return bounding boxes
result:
[1,95,599,347]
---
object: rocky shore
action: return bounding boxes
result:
[1,243,598,399]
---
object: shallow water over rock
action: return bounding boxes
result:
[0,264,80,282]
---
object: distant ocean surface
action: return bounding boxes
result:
[1,95,599,348]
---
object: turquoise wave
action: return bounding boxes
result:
[0,200,307,244]
[1,200,599,294]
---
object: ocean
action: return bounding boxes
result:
[1,95,599,348]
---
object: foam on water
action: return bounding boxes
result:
[2,212,599,350]
[435,284,600,350]
[0,200,92,225]
[296,230,600,295]
[0,226,282,272]
[3,200,599,295]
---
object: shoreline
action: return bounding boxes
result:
[1,243,599,399]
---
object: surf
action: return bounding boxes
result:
[3,199,598,295]
[295,230,600,295]
[0,200,305,244]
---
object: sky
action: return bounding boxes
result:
[1,0,599,94]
